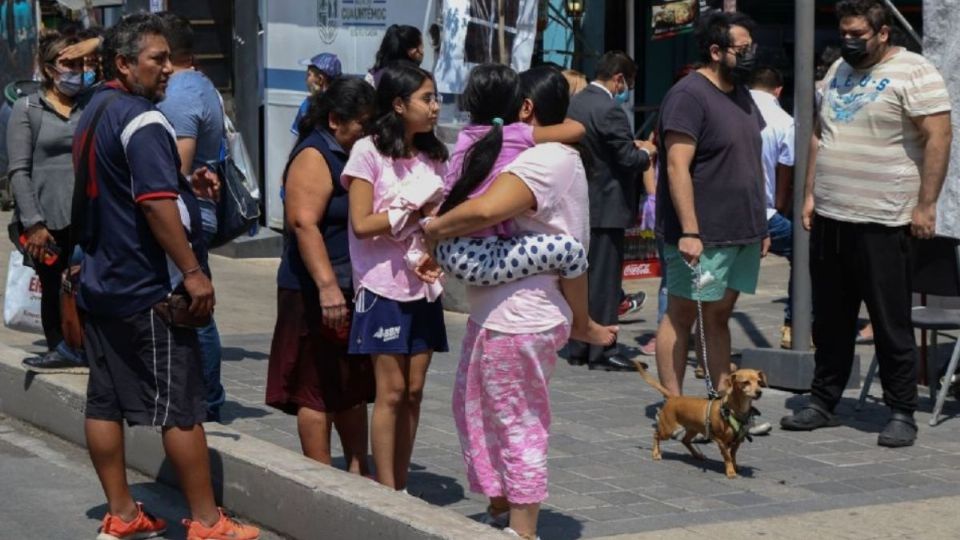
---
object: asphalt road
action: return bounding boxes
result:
[0,414,284,539]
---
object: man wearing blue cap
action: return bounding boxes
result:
[291,52,342,135]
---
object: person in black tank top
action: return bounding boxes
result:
[265,78,377,473]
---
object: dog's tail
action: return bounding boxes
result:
[634,360,672,398]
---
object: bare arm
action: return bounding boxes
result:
[642,162,656,196]
[664,131,697,234]
[347,178,392,239]
[909,111,952,238]
[140,198,214,316]
[801,119,821,231]
[424,173,536,240]
[286,149,349,328]
[532,119,585,144]
[775,164,793,215]
[175,137,198,177]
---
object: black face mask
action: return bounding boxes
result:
[732,49,758,82]
[841,37,871,67]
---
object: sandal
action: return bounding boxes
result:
[877,411,917,448]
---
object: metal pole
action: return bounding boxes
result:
[882,0,923,48]
[791,0,815,352]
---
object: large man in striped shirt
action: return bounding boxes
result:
[781,0,952,448]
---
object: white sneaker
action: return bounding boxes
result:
[749,420,772,436]
[504,527,540,540]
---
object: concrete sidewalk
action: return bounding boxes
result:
[3,214,960,538]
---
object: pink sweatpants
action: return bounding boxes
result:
[452,320,569,504]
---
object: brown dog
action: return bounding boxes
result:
[636,362,767,478]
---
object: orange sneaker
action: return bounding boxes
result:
[97,502,167,540]
[183,508,260,540]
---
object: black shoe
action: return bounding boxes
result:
[878,410,917,448]
[566,355,588,367]
[21,350,88,374]
[588,354,643,372]
[779,403,841,431]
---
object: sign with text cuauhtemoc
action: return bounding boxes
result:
[435,0,539,94]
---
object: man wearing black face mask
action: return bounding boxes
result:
[781,0,952,448]
[654,11,769,400]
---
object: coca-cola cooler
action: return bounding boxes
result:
[622,226,661,280]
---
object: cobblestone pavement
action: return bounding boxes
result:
[3,225,960,538]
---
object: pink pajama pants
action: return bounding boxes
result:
[452,319,569,504]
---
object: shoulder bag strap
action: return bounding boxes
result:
[69,91,122,249]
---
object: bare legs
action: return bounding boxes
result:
[655,289,740,396]
[371,352,432,489]
[562,273,618,346]
[86,419,220,526]
[297,404,370,474]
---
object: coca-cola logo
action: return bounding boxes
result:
[623,263,652,278]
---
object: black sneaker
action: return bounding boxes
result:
[22,350,88,374]
[780,404,841,431]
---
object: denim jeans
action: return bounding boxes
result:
[767,212,793,323]
[199,223,225,422]
[197,319,225,421]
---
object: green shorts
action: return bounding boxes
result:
[664,242,762,302]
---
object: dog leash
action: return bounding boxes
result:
[684,258,720,400]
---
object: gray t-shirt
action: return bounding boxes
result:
[656,72,767,247]
[157,70,224,169]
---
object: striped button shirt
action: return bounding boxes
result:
[815,49,951,226]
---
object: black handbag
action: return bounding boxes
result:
[208,155,260,248]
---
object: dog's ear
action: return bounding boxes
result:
[758,370,768,388]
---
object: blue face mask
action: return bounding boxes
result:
[614,77,631,104]
[82,70,96,87]
[55,70,83,97]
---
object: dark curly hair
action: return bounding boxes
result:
[102,13,166,80]
[370,63,448,162]
[836,0,891,32]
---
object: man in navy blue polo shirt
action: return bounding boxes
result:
[73,14,258,539]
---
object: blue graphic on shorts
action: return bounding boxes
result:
[828,71,892,124]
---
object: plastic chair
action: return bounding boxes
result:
[856,237,960,426]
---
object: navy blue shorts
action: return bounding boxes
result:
[348,289,448,355]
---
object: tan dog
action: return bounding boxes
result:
[636,362,767,478]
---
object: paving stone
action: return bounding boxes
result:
[798,481,865,496]
[591,490,650,506]
[2,239,950,538]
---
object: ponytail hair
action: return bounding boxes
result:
[371,62,448,162]
[439,64,522,215]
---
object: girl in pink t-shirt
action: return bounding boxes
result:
[341,64,448,492]
[434,64,616,347]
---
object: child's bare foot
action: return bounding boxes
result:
[572,320,618,346]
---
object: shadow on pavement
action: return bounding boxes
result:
[406,466,466,507]
[218,401,270,424]
[731,312,773,349]
[537,508,585,540]
[221,346,269,362]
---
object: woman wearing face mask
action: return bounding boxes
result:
[7,30,91,373]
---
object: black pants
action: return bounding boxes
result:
[33,228,70,351]
[809,216,917,413]
[567,228,624,364]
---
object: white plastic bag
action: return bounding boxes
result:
[3,250,43,334]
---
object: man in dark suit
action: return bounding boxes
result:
[566,51,656,371]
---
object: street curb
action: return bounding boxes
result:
[0,342,505,540]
